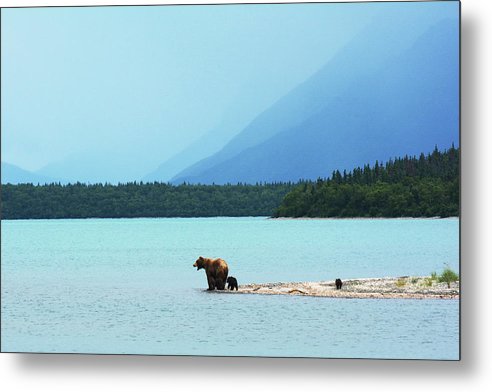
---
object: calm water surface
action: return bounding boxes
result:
[1,217,459,359]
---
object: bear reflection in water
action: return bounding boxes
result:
[193,256,229,290]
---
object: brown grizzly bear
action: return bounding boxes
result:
[193,256,229,290]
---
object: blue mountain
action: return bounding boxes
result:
[142,107,248,183]
[172,17,459,184]
[1,162,62,184]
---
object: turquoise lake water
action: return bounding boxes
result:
[1,217,459,359]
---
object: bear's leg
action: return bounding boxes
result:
[207,275,216,291]
[216,279,225,290]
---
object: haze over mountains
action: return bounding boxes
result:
[2,4,459,186]
[170,16,459,185]
[141,91,268,183]
[1,162,62,185]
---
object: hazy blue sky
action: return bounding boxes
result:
[1,2,458,181]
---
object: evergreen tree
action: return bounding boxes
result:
[274,146,459,218]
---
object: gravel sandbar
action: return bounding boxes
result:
[217,276,459,299]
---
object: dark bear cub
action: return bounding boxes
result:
[335,278,343,290]
[227,276,238,291]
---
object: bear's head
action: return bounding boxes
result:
[193,256,205,271]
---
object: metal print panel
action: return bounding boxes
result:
[0,1,460,360]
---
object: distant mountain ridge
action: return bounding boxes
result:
[1,162,62,185]
[142,108,246,183]
[171,17,459,185]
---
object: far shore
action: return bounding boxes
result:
[269,216,458,220]
[215,276,459,300]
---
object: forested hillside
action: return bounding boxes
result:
[1,147,459,220]
[274,146,459,218]
[1,182,294,219]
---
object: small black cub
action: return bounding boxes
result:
[227,276,238,291]
[335,278,343,290]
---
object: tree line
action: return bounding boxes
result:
[1,182,295,219]
[273,146,459,218]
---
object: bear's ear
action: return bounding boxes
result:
[198,256,204,261]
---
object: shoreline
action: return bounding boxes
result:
[269,217,458,221]
[3,216,459,222]
[217,276,459,300]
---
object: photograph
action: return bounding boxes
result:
[1,0,460,360]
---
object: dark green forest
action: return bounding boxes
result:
[274,146,459,218]
[1,146,459,220]
[1,182,295,219]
